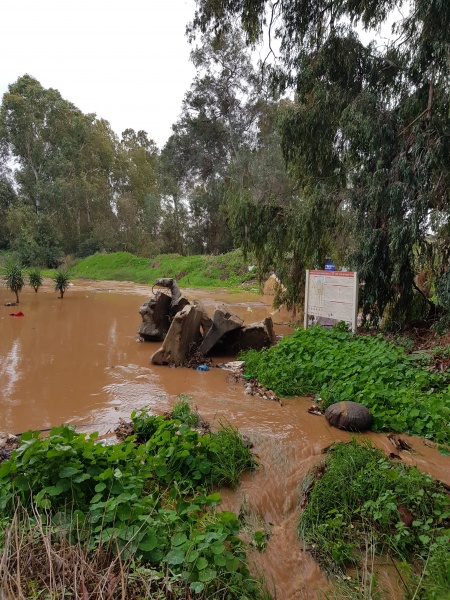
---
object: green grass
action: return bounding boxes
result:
[299,441,450,597]
[63,250,258,290]
[171,395,201,428]
[242,324,450,443]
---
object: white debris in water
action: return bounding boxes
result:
[218,360,246,372]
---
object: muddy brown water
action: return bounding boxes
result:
[1,279,449,599]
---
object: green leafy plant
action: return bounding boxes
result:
[53,269,70,299]
[28,268,43,292]
[3,260,24,303]
[131,410,257,492]
[242,324,450,444]
[0,416,263,599]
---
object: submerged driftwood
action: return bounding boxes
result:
[139,279,275,366]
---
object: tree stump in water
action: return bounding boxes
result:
[324,401,373,432]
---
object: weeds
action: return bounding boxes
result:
[0,415,262,599]
[242,324,450,443]
[299,441,450,597]
[171,395,200,428]
[131,409,257,491]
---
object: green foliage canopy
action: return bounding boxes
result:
[191,0,450,324]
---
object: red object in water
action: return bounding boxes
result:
[9,311,25,317]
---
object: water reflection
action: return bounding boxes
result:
[0,338,21,401]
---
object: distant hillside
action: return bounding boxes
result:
[69,251,259,290]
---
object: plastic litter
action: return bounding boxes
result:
[9,311,25,317]
[196,365,210,371]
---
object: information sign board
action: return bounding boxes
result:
[304,270,359,333]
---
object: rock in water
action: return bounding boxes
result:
[324,401,373,432]
[138,292,171,341]
[151,305,203,366]
[198,309,243,356]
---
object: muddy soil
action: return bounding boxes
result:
[1,278,449,599]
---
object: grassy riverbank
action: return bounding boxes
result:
[242,324,450,445]
[0,401,266,599]
[59,250,259,290]
[300,441,450,598]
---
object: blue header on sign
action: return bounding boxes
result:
[324,260,336,271]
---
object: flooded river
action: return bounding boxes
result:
[1,279,449,599]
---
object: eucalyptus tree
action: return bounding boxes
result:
[114,129,160,254]
[191,0,450,325]
[0,75,118,255]
[162,27,264,255]
[0,159,16,249]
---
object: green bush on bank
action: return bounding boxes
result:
[68,250,258,289]
[0,410,262,599]
[299,441,450,597]
[242,324,450,443]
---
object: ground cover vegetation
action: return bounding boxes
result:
[242,324,450,444]
[69,250,257,289]
[0,401,263,599]
[299,441,450,599]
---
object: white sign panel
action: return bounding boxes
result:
[304,270,358,333]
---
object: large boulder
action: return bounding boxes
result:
[324,401,373,432]
[151,305,203,366]
[198,309,243,356]
[138,291,171,341]
[222,317,275,353]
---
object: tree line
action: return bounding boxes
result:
[1,0,449,328]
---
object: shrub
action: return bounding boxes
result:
[53,269,71,299]
[28,268,43,292]
[3,260,24,303]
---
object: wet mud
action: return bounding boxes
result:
[1,279,449,599]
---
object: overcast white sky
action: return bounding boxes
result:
[1,0,197,148]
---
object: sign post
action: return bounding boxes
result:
[304,270,359,333]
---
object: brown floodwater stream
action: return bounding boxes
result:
[1,279,449,599]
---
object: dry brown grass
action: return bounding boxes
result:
[0,506,192,600]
